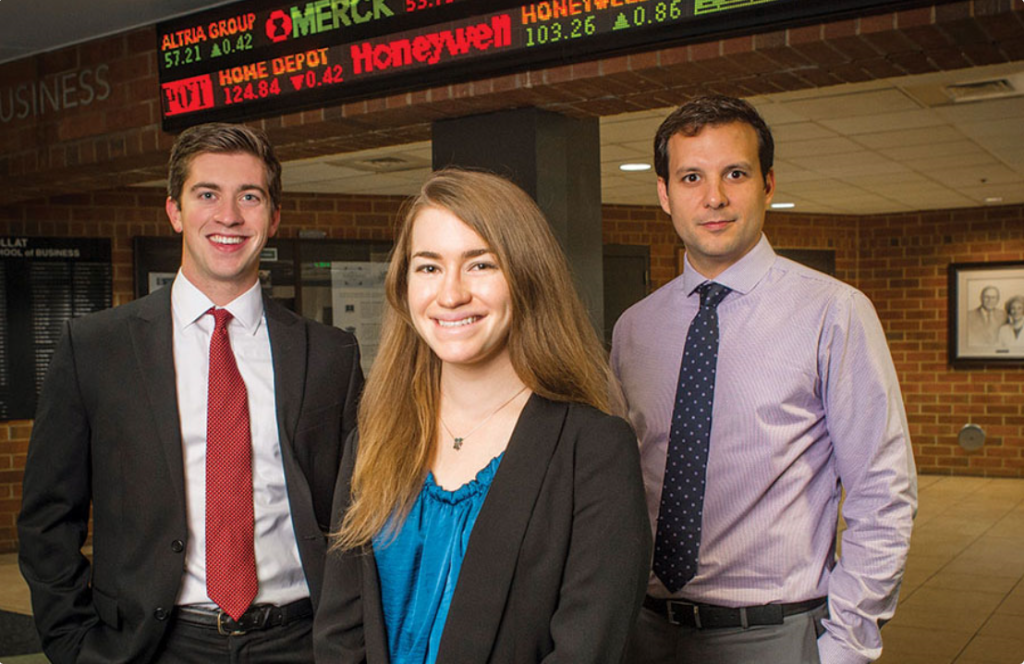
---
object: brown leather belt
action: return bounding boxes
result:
[174,598,313,636]
[644,595,826,630]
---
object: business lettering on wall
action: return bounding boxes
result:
[0,64,112,124]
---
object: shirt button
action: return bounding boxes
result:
[171,540,185,553]
[154,607,169,621]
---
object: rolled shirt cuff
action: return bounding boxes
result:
[817,631,875,664]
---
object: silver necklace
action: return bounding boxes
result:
[439,386,528,450]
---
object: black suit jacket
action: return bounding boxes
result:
[313,395,651,664]
[17,285,364,664]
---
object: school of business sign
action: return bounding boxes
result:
[156,0,934,130]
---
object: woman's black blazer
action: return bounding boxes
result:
[314,394,652,663]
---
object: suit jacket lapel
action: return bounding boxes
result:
[129,287,186,508]
[362,547,391,664]
[264,296,306,448]
[437,394,569,662]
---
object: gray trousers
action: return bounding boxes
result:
[623,602,828,664]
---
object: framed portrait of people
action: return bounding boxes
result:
[949,261,1024,365]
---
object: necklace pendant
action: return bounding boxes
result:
[453,437,464,451]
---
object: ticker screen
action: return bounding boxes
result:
[156,0,914,129]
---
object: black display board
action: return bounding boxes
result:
[0,238,112,420]
[158,0,934,129]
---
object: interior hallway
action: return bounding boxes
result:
[1,475,1022,663]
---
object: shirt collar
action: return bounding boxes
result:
[681,233,776,298]
[170,270,265,335]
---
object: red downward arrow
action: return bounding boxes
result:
[290,75,305,91]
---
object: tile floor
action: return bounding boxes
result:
[876,475,1024,664]
[1,475,1022,663]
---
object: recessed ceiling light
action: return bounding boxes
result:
[984,196,1003,204]
[771,202,796,209]
[619,163,651,172]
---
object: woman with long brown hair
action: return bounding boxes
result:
[313,168,650,663]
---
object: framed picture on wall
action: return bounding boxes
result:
[949,261,1024,365]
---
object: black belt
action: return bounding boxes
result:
[643,595,826,630]
[174,598,313,636]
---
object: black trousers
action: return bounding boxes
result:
[154,614,314,664]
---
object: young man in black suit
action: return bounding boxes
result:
[18,123,363,664]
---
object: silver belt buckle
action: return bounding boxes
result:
[665,601,702,628]
[217,610,247,636]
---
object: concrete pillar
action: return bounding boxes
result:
[432,108,604,338]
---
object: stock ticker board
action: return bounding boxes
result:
[156,0,917,130]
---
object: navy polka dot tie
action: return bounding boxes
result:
[653,282,731,593]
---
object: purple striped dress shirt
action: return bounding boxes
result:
[611,235,917,664]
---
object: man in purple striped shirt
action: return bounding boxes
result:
[612,95,916,664]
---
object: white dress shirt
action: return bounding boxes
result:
[171,272,309,607]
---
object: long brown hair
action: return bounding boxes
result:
[334,168,610,550]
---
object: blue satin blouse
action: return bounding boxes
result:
[373,453,503,664]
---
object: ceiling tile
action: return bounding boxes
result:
[770,122,840,142]
[790,152,909,178]
[887,191,976,209]
[924,164,1020,188]
[914,153,1001,173]
[841,171,932,187]
[600,112,665,143]
[773,164,829,183]
[864,181,952,198]
[952,117,1024,141]
[819,109,945,135]
[880,140,990,162]
[853,125,966,149]
[601,144,651,163]
[747,99,812,125]
[957,184,1024,205]
[778,136,863,158]
[781,89,920,121]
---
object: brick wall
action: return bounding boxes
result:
[860,206,1024,477]
[1,194,1023,552]
[0,421,31,554]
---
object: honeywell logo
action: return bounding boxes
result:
[350,14,511,74]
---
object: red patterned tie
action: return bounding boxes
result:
[206,308,258,620]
